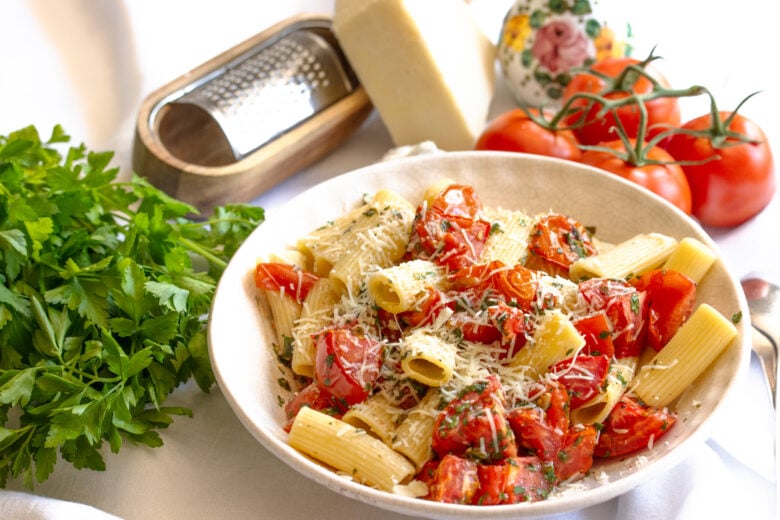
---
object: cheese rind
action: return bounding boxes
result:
[333,0,496,151]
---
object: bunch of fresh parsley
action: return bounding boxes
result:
[0,125,264,487]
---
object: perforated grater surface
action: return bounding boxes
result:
[133,15,372,215]
[175,28,357,160]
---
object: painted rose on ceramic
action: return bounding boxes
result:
[498,0,631,107]
[531,18,591,74]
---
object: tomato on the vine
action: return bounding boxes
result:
[562,57,681,146]
[475,108,582,162]
[580,139,692,214]
[663,110,775,227]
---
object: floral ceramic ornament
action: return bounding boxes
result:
[498,0,631,107]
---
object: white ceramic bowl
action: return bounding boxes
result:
[208,151,750,518]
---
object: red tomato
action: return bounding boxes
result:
[473,457,553,505]
[432,376,517,462]
[425,454,480,504]
[553,425,598,482]
[313,328,383,407]
[254,262,318,303]
[475,108,583,162]
[663,111,776,227]
[580,139,692,214]
[408,209,491,273]
[573,313,615,358]
[526,213,597,277]
[594,395,676,458]
[562,57,681,146]
[549,354,610,409]
[487,302,529,360]
[507,384,570,461]
[578,278,647,358]
[429,184,484,219]
[492,264,540,312]
[630,269,697,351]
[282,382,342,432]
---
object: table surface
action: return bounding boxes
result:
[1,1,777,519]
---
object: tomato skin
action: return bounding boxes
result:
[475,108,583,162]
[578,278,647,358]
[425,454,480,504]
[550,354,610,409]
[526,213,597,277]
[573,313,615,358]
[473,457,553,505]
[283,382,342,432]
[254,262,318,303]
[562,57,681,146]
[507,384,570,461]
[594,395,677,458]
[407,185,492,272]
[663,111,776,227]
[580,139,692,214]
[432,376,517,462]
[553,425,598,482]
[313,328,383,407]
[630,269,697,352]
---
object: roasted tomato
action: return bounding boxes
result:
[475,108,583,162]
[283,382,342,431]
[580,139,692,214]
[664,110,775,227]
[313,328,383,407]
[507,383,570,461]
[549,354,610,409]
[473,456,554,505]
[562,56,681,146]
[526,213,597,277]
[407,185,492,272]
[378,287,453,341]
[254,262,318,303]
[553,425,598,482]
[432,376,517,462]
[578,278,647,358]
[594,394,676,458]
[630,269,697,351]
[424,454,480,504]
[573,313,616,358]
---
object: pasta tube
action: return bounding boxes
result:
[368,260,444,314]
[662,237,717,284]
[399,329,458,387]
[509,309,585,379]
[630,303,737,407]
[569,233,678,281]
[288,407,415,491]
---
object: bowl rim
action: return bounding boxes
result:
[208,150,752,519]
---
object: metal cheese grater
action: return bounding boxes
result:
[133,15,373,215]
[172,27,357,160]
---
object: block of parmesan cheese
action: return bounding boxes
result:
[333,0,496,151]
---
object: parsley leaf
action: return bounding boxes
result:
[0,125,263,488]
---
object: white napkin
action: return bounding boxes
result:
[0,491,121,520]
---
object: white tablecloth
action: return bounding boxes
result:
[1,1,777,519]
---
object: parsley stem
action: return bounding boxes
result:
[176,236,227,270]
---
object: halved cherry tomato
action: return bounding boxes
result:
[594,394,676,458]
[507,383,570,461]
[526,213,597,277]
[283,382,342,432]
[562,57,681,146]
[663,111,775,227]
[630,269,696,352]
[254,262,318,303]
[573,313,615,358]
[313,328,383,407]
[580,139,692,214]
[549,354,610,409]
[553,425,598,482]
[432,376,517,462]
[487,302,529,360]
[424,454,480,504]
[492,264,540,312]
[578,278,647,358]
[428,184,484,219]
[475,108,583,162]
[378,287,453,341]
[473,456,553,505]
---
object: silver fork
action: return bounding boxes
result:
[741,275,779,409]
